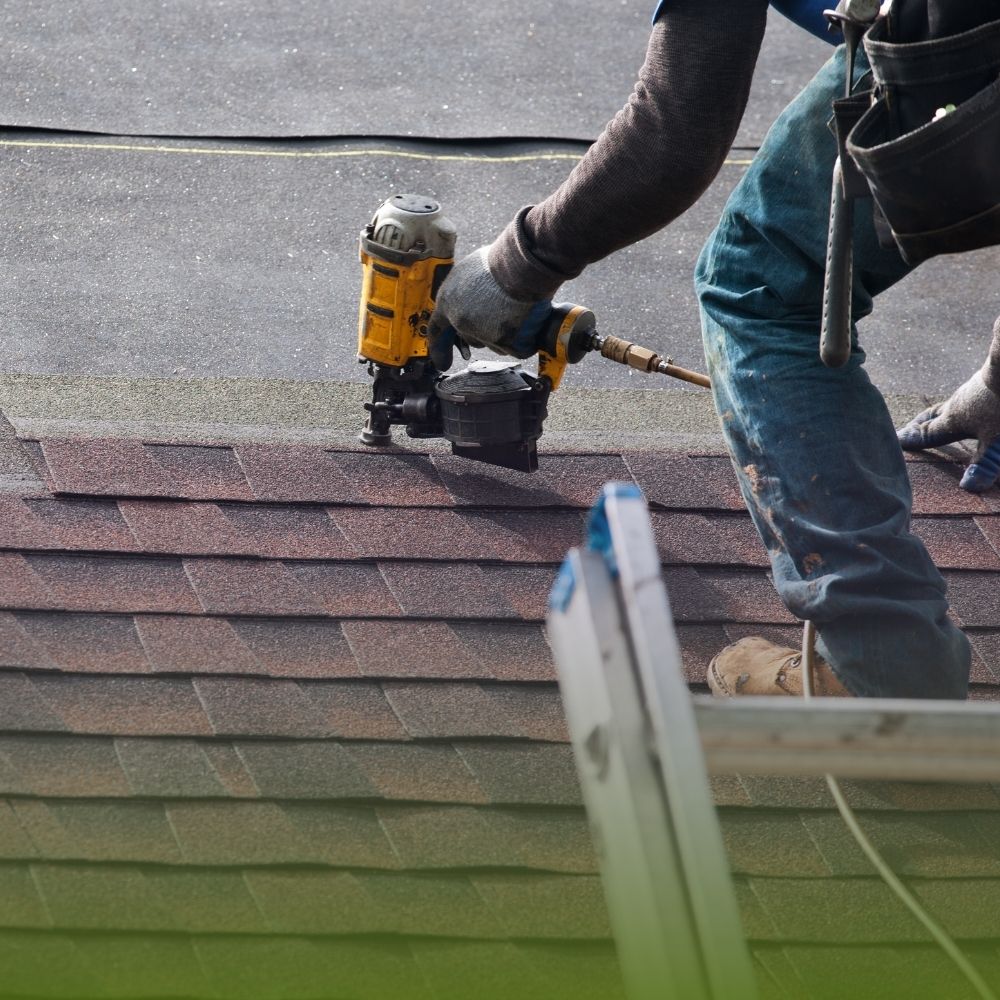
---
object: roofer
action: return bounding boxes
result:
[428,0,1000,699]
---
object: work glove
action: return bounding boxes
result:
[427,247,551,371]
[897,316,1000,493]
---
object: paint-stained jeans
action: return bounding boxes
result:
[695,47,970,698]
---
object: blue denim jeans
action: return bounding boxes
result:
[695,47,970,698]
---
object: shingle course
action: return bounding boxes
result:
[32,675,212,737]
[20,612,149,672]
[33,438,181,497]
[433,453,632,508]
[26,553,200,613]
[382,682,567,741]
[143,444,254,500]
[184,557,327,616]
[625,453,745,510]
[0,496,139,551]
[233,740,377,799]
[120,500,247,555]
[913,517,1000,570]
[3,432,1000,987]
[907,461,993,515]
[236,444,364,503]
[0,612,54,669]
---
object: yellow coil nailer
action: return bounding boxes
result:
[356,194,709,472]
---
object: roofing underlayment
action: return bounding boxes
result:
[4,2,1000,998]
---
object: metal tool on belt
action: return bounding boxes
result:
[356,194,710,472]
[819,0,881,368]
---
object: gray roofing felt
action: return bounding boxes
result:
[3,131,998,395]
[0,3,826,147]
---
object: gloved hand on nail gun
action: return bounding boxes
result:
[427,247,552,371]
[897,315,1000,493]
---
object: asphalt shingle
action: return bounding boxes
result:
[143,444,254,500]
[432,453,632,508]
[913,517,1000,571]
[3,432,1000,1000]
[26,553,200,613]
[19,612,149,672]
[625,452,745,510]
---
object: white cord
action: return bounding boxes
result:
[800,621,998,1000]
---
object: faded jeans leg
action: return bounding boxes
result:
[695,48,970,699]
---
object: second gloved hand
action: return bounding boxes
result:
[897,316,1000,493]
[427,247,551,371]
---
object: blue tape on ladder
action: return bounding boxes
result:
[549,559,577,613]
[549,483,645,611]
[585,482,644,579]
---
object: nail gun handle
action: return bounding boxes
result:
[537,304,598,391]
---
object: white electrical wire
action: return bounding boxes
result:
[800,620,998,1000]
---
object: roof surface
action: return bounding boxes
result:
[1,435,1000,999]
[4,2,1000,996]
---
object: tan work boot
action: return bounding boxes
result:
[707,636,854,697]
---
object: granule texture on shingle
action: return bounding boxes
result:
[184,558,328,616]
[342,620,483,679]
[36,438,180,497]
[12,497,138,551]
[20,613,149,673]
[433,454,632,508]
[0,612,56,670]
[652,510,768,566]
[331,506,498,561]
[227,617,362,676]
[944,571,1000,628]
[377,562,515,619]
[232,740,378,800]
[26,553,201,614]
[284,561,402,617]
[454,743,582,806]
[0,736,131,798]
[345,743,491,804]
[11,799,183,864]
[382,681,567,741]
[114,738,241,798]
[143,444,254,500]
[455,508,589,562]
[325,451,454,507]
[215,503,356,559]
[907,462,993,515]
[0,673,69,731]
[912,517,1000,571]
[236,445,363,503]
[120,500,247,555]
[624,452,745,510]
[33,675,212,737]
[0,554,58,609]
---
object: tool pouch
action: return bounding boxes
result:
[845,4,1000,265]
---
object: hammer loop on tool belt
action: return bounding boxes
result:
[821,0,1000,367]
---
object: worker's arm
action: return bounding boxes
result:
[898,316,1000,492]
[429,0,769,367]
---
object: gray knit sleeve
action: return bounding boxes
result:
[488,0,770,301]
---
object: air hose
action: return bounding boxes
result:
[801,621,997,1000]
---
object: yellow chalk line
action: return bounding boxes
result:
[0,137,754,166]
